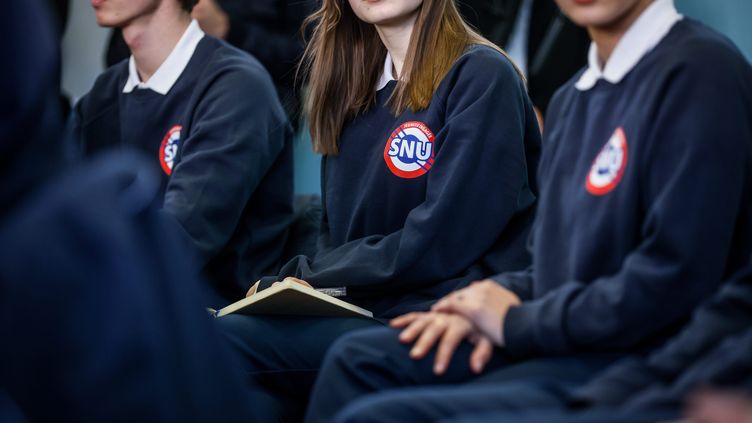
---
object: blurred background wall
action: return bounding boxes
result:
[61,0,752,195]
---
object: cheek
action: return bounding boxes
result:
[403,0,423,13]
[347,0,371,21]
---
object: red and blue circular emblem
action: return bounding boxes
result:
[159,125,182,175]
[586,127,628,196]
[383,121,435,179]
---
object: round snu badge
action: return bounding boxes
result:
[586,127,628,196]
[383,121,435,179]
[159,125,182,175]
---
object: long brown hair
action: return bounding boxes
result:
[300,0,517,155]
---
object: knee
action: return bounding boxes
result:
[324,326,406,374]
[213,315,279,371]
[214,314,258,345]
[333,392,411,423]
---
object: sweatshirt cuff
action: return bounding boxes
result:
[503,304,538,357]
[489,272,533,301]
[503,299,572,358]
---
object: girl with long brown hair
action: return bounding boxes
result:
[217,0,541,420]
[303,0,752,422]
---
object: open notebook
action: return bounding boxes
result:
[212,280,373,319]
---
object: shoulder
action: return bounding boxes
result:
[447,44,523,87]
[75,60,128,123]
[435,44,527,105]
[647,19,751,86]
[544,68,585,122]
[200,37,277,95]
[192,37,284,115]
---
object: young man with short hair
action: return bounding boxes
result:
[75,0,294,306]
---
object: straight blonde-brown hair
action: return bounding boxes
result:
[300,0,519,155]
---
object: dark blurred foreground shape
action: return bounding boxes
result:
[1,1,252,420]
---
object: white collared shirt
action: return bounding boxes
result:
[123,20,205,95]
[575,0,683,91]
[376,52,396,91]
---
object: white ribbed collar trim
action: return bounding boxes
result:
[123,20,205,95]
[575,0,682,91]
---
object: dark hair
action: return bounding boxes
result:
[179,0,198,12]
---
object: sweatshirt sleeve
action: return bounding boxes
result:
[490,266,535,301]
[571,267,752,407]
[503,51,752,357]
[162,62,290,265]
[272,51,538,292]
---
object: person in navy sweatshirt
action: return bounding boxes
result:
[73,0,293,307]
[215,0,542,420]
[303,0,752,421]
[419,263,752,423]
[1,1,252,420]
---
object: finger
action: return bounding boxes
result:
[431,297,454,312]
[410,319,446,360]
[434,322,470,375]
[435,297,474,318]
[398,315,431,343]
[470,337,494,374]
[245,281,261,297]
[282,277,312,288]
[390,312,421,328]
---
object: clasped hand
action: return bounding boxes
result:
[390,279,520,376]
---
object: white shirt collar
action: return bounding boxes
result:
[575,0,683,91]
[376,52,396,91]
[123,20,205,95]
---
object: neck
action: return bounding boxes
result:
[122,6,191,82]
[375,12,419,79]
[588,0,655,67]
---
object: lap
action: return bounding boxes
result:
[325,325,511,386]
[217,314,380,373]
[334,381,570,423]
[329,325,620,387]
[439,409,679,423]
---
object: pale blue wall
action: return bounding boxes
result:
[293,130,321,195]
[676,0,752,61]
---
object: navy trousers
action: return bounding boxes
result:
[306,326,622,423]
[440,409,679,423]
[217,314,382,422]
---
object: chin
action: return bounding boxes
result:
[559,6,615,28]
[92,8,117,27]
[349,0,422,26]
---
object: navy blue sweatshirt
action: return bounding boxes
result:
[572,264,752,410]
[74,36,294,305]
[496,20,752,357]
[2,3,252,418]
[265,45,541,318]
[1,153,254,421]
[1,0,66,221]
